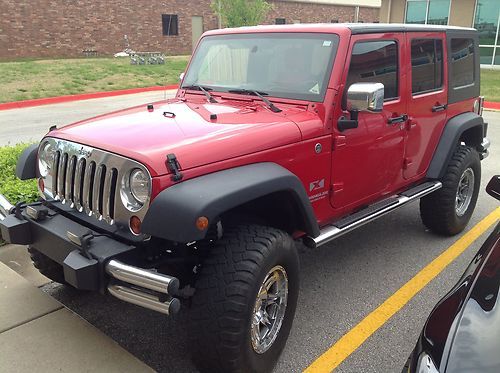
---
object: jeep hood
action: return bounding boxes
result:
[49,99,303,176]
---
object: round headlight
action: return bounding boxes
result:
[130,169,150,204]
[38,141,55,177]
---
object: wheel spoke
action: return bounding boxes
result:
[261,310,272,326]
[267,303,279,320]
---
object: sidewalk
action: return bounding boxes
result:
[0,245,153,372]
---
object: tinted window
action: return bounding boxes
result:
[450,38,475,88]
[474,0,500,64]
[406,1,427,24]
[427,0,450,25]
[405,0,450,25]
[411,39,443,94]
[162,14,178,36]
[346,41,398,100]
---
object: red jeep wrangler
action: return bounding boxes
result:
[0,24,490,372]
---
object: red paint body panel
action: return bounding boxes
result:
[50,98,304,177]
[330,32,409,212]
[404,32,448,180]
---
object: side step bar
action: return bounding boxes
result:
[105,259,181,315]
[305,181,442,248]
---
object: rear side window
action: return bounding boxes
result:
[411,39,443,94]
[450,38,475,88]
[346,41,398,100]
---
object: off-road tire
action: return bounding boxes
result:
[420,145,480,235]
[28,246,67,284]
[189,224,299,373]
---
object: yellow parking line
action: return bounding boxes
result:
[305,207,500,373]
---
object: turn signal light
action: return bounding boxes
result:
[196,216,209,231]
[130,215,142,235]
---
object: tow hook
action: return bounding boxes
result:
[66,230,94,260]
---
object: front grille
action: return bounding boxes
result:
[53,152,118,223]
[41,138,151,227]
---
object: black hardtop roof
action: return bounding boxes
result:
[204,23,478,38]
[347,23,477,34]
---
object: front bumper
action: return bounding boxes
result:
[0,196,180,315]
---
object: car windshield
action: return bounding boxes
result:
[182,32,339,102]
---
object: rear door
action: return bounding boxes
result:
[330,33,408,210]
[404,32,448,179]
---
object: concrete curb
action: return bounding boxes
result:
[0,84,179,111]
[484,101,500,111]
[0,261,153,372]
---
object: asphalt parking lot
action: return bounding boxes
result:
[0,90,175,146]
[1,97,498,372]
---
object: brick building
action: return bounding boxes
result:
[0,0,380,59]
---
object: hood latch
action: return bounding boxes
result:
[166,153,183,182]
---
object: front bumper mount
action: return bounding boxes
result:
[0,195,180,315]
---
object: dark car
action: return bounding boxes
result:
[405,175,500,373]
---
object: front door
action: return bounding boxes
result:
[403,32,448,179]
[192,16,204,51]
[330,33,408,210]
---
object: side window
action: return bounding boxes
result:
[411,39,443,94]
[346,41,398,100]
[450,38,475,88]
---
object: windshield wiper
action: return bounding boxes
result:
[183,84,218,104]
[228,89,282,113]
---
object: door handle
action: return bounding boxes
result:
[432,104,447,112]
[387,114,408,125]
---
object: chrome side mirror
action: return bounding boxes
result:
[179,72,185,82]
[346,83,384,113]
[338,82,384,132]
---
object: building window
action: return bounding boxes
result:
[474,0,500,65]
[405,0,450,25]
[331,19,339,23]
[411,39,443,94]
[275,18,286,25]
[346,40,399,100]
[162,14,178,36]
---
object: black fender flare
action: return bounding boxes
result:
[427,112,484,180]
[141,162,320,243]
[16,144,38,180]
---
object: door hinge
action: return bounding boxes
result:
[334,136,346,150]
[332,182,344,194]
[403,158,413,170]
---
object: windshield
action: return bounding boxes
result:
[182,33,339,102]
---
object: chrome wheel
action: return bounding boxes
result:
[251,265,288,354]
[456,167,475,217]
